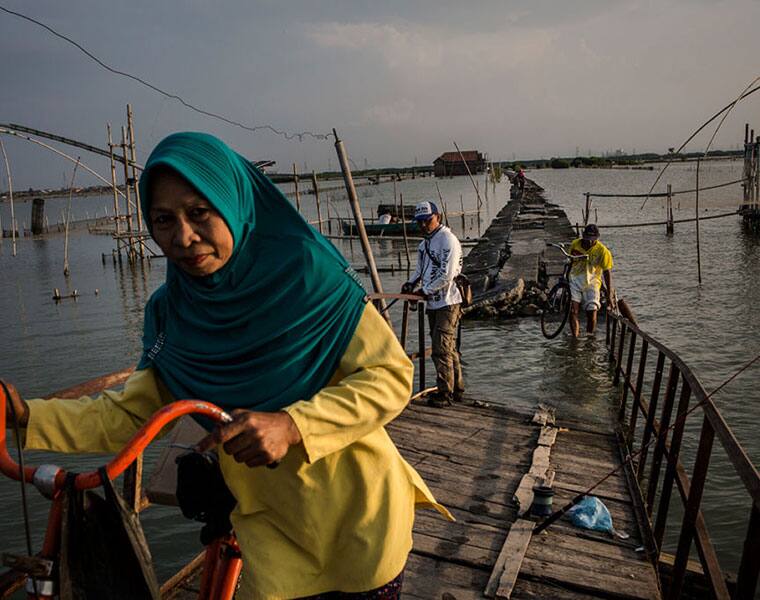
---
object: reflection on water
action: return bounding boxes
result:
[1,162,758,583]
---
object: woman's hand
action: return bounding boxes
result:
[196,410,302,468]
[1,380,29,428]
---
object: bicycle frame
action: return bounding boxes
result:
[0,388,240,600]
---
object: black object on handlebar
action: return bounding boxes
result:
[176,451,237,546]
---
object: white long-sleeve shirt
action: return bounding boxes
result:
[407,225,462,310]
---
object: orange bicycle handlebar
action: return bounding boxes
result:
[0,386,231,492]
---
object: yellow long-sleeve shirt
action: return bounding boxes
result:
[24,303,450,599]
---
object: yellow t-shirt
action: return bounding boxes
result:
[24,303,451,599]
[569,238,613,290]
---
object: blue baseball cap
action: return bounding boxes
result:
[414,201,439,221]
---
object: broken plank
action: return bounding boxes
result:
[484,519,534,598]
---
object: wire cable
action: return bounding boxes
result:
[640,79,760,210]
[590,177,747,198]
[0,5,331,142]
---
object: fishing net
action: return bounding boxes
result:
[59,468,160,600]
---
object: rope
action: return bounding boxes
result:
[0,5,331,142]
[589,178,747,199]
[597,210,738,229]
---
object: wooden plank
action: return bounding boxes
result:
[484,519,534,598]
[538,426,558,447]
[532,404,556,426]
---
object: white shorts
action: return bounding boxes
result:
[569,278,601,311]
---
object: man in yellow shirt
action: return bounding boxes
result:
[568,224,614,337]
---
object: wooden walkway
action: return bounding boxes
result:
[394,399,661,599]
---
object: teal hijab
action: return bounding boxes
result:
[137,132,367,420]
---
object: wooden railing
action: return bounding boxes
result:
[606,313,760,599]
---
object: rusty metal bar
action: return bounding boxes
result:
[418,305,426,393]
[668,416,717,599]
[400,301,410,349]
[654,378,692,550]
[613,322,627,386]
[606,309,611,345]
[619,330,637,422]
[628,339,649,445]
[736,502,760,599]
[646,361,678,515]
[638,351,666,483]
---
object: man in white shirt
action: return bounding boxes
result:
[401,201,465,407]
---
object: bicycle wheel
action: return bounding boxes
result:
[541,283,571,339]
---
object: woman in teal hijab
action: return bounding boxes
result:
[138,132,367,422]
[7,133,447,598]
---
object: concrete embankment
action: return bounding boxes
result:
[462,179,576,319]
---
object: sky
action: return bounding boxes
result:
[1,0,759,189]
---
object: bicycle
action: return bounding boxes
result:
[0,385,242,600]
[540,243,588,339]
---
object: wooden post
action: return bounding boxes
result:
[399,193,411,272]
[460,194,466,233]
[0,138,16,256]
[584,193,591,226]
[695,159,702,284]
[127,104,145,260]
[666,184,674,235]
[30,198,44,235]
[311,171,323,234]
[332,129,389,320]
[326,195,332,235]
[121,127,136,262]
[292,163,301,213]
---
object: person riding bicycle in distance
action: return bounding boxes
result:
[569,224,614,337]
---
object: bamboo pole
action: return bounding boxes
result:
[121,127,136,262]
[400,193,411,272]
[332,129,389,320]
[434,182,447,226]
[311,171,323,234]
[292,164,301,213]
[666,184,674,235]
[695,159,702,284]
[0,139,15,256]
[127,104,145,260]
[452,140,484,209]
[107,125,122,257]
[63,157,81,277]
[0,127,127,197]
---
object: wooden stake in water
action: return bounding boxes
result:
[292,164,301,213]
[400,193,411,273]
[311,171,323,234]
[63,157,81,277]
[695,159,702,284]
[0,138,16,256]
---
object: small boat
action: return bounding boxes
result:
[341,220,420,237]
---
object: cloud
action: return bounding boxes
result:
[305,21,555,72]
[362,99,415,125]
